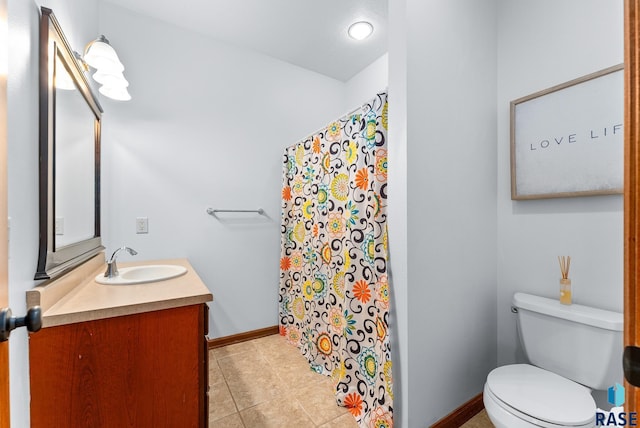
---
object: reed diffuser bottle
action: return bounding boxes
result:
[558,256,571,305]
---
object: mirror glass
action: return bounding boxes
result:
[36,7,104,280]
[54,52,96,249]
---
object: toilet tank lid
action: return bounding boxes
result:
[513,293,622,331]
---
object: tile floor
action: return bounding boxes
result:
[209,334,358,427]
[208,334,495,428]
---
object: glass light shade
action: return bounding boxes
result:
[84,36,124,73]
[92,70,129,88]
[99,85,131,101]
[347,21,374,40]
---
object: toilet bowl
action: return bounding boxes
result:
[484,293,623,428]
[484,364,595,427]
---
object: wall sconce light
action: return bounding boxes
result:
[82,35,131,101]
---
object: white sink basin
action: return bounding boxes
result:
[95,264,188,285]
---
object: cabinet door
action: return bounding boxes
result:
[30,305,206,428]
[200,303,209,428]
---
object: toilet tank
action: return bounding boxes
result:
[513,292,623,391]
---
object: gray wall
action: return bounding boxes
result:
[98,3,387,338]
[6,2,624,426]
[344,53,388,109]
[6,2,387,424]
[387,0,409,424]
[388,0,498,426]
[496,0,624,367]
[387,1,623,425]
[7,1,99,426]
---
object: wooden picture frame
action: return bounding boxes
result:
[511,64,624,200]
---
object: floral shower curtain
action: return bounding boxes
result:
[279,91,392,428]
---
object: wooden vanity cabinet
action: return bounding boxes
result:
[29,304,209,428]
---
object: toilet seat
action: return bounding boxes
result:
[485,364,596,427]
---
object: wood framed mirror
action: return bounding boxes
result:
[35,7,103,280]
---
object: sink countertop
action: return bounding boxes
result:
[27,256,213,327]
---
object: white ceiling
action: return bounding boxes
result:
[101,0,388,82]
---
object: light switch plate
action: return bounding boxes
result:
[55,217,64,235]
[136,217,148,234]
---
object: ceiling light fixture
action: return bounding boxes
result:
[82,35,131,101]
[348,21,374,41]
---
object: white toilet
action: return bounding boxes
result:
[484,292,623,428]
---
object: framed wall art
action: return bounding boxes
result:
[510,64,624,200]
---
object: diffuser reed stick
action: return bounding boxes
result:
[558,256,571,279]
[558,256,572,305]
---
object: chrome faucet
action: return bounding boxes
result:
[104,246,138,278]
